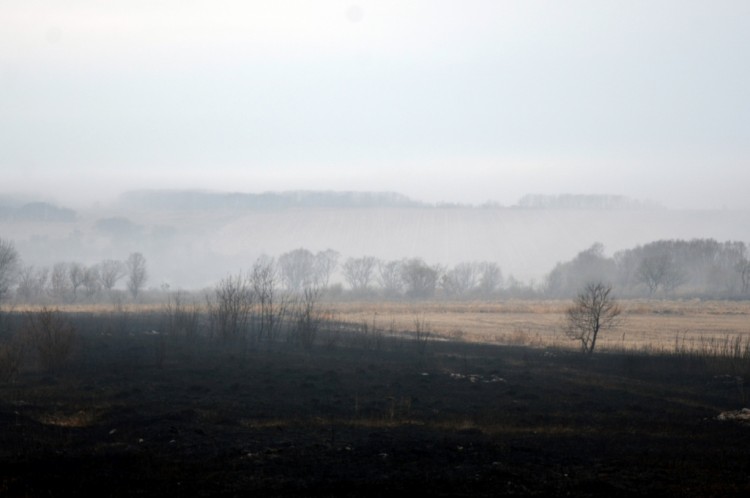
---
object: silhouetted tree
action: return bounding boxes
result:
[68,263,86,302]
[126,252,148,299]
[343,256,377,293]
[206,272,253,343]
[378,259,404,298]
[50,262,71,302]
[637,253,683,295]
[314,249,340,289]
[565,282,622,355]
[16,266,48,303]
[478,262,503,296]
[400,258,440,299]
[82,266,102,300]
[279,248,316,292]
[546,243,617,297]
[0,238,20,304]
[441,262,480,298]
[251,255,286,342]
[99,259,126,291]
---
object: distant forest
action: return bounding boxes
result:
[546,239,750,298]
[2,236,750,305]
[1,191,661,219]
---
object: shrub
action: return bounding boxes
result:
[22,307,76,373]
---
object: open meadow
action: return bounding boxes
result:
[2,299,750,496]
[327,299,750,354]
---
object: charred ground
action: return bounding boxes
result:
[1,311,750,497]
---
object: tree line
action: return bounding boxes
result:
[0,239,148,305]
[2,236,750,304]
[546,238,750,298]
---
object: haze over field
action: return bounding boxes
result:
[2,1,750,210]
[1,190,749,290]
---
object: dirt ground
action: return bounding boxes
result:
[2,310,750,497]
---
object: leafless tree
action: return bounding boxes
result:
[291,286,322,350]
[0,238,20,304]
[50,262,71,302]
[16,265,48,303]
[565,282,622,355]
[478,262,503,296]
[21,307,76,373]
[83,266,102,300]
[378,259,404,297]
[206,272,253,343]
[251,255,286,342]
[68,263,86,302]
[279,248,316,292]
[735,254,750,294]
[314,249,340,289]
[99,259,126,291]
[400,258,440,299]
[637,254,683,295]
[343,256,377,293]
[126,252,148,299]
[441,262,480,298]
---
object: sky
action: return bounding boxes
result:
[1,0,749,209]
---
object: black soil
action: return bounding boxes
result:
[2,318,750,497]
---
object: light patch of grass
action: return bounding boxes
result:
[37,409,98,428]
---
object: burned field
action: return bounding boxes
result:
[1,309,750,497]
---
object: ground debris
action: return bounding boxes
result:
[716,408,750,424]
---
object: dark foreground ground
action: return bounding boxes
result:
[2,314,750,497]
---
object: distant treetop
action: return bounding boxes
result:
[516,194,662,211]
[118,190,425,211]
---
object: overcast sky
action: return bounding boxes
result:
[2,1,749,209]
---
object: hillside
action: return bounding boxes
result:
[1,191,749,289]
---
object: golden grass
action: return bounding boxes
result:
[7,298,750,353]
[320,299,750,352]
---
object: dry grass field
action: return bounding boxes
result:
[9,297,750,355]
[323,299,750,354]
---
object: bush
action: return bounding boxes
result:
[0,337,25,382]
[22,307,76,373]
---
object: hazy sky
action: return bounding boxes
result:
[2,1,749,209]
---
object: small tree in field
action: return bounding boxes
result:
[565,282,622,355]
[126,252,147,299]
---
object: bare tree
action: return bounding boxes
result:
[637,254,683,295]
[21,307,76,373]
[251,255,286,342]
[378,259,404,297]
[342,256,377,293]
[206,272,253,343]
[50,262,71,302]
[291,286,322,350]
[16,265,48,303]
[126,252,148,299]
[565,282,622,355]
[400,258,440,299]
[441,262,480,298]
[99,259,126,291]
[279,248,316,292]
[83,266,102,300]
[478,262,503,297]
[314,249,340,289]
[735,256,750,294]
[0,238,20,304]
[68,263,86,302]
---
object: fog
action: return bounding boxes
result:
[2,190,750,292]
[2,1,750,210]
[2,2,750,289]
